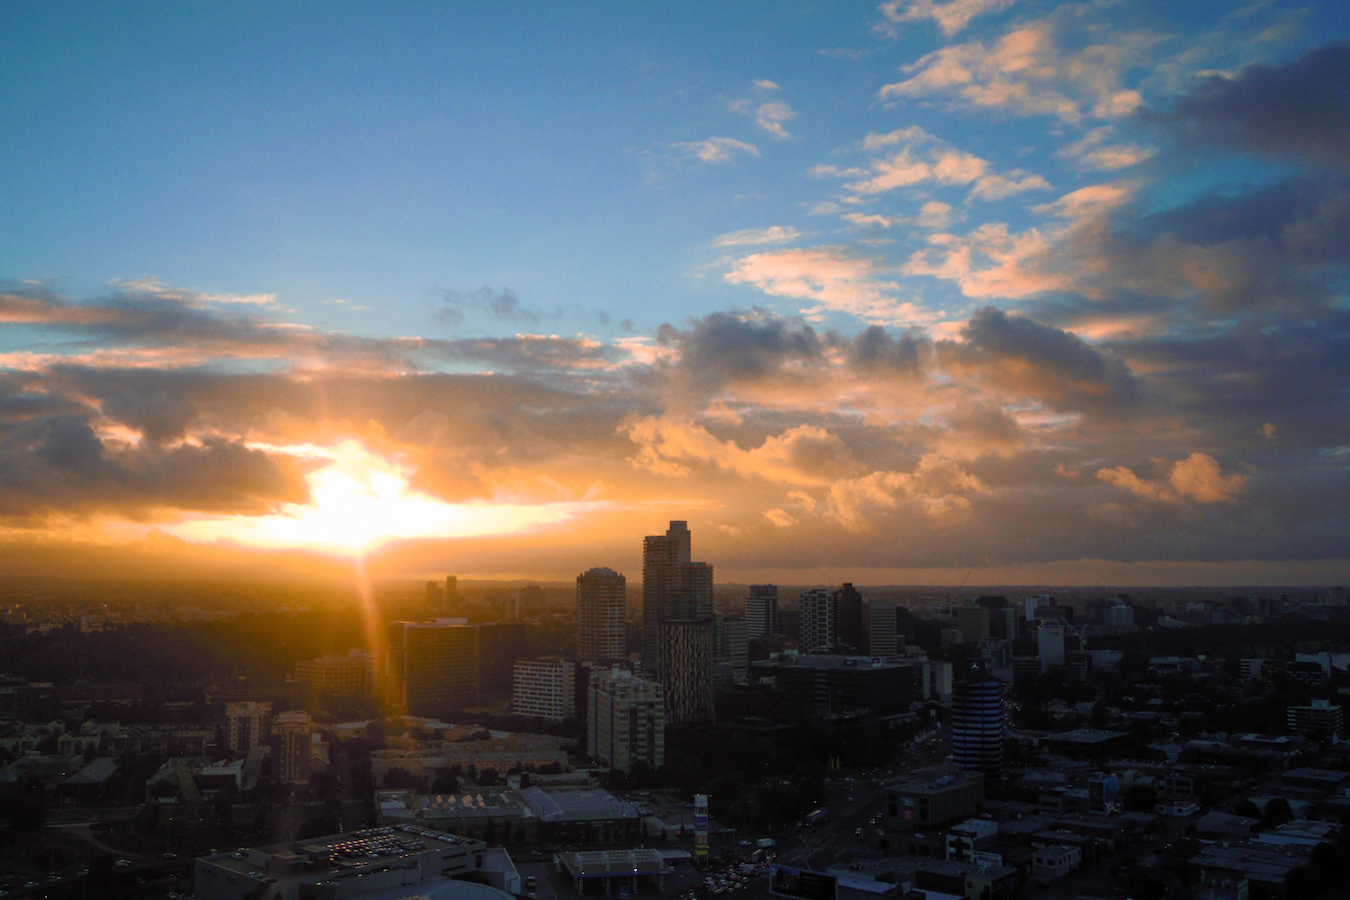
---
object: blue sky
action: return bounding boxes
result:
[1,1,1348,583]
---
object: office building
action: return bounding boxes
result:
[769,655,919,719]
[714,613,749,682]
[989,608,1018,641]
[957,607,991,644]
[1287,698,1344,737]
[930,660,954,702]
[745,585,778,640]
[869,602,899,660]
[225,701,272,754]
[1038,623,1066,673]
[1025,595,1051,620]
[577,567,627,662]
[660,619,715,722]
[513,658,577,721]
[385,620,480,716]
[641,521,714,722]
[800,589,835,652]
[588,668,665,773]
[273,710,313,784]
[777,607,802,642]
[951,664,1003,777]
[887,772,985,829]
[832,583,864,652]
[293,649,376,697]
[478,622,526,703]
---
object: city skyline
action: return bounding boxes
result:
[2,3,1349,588]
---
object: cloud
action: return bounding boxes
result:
[724,247,933,324]
[938,306,1138,411]
[673,137,761,163]
[1057,127,1155,171]
[822,128,1049,203]
[627,417,856,486]
[764,508,798,527]
[874,0,1018,38]
[826,455,988,530]
[879,19,1146,123]
[1097,452,1246,504]
[754,102,797,140]
[753,79,780,91]
[1151,41,1350,172]
[439,286,542,325]
[713,226,803,247]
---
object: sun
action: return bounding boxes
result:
[164,440,598,553]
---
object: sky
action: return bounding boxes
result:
[1,1,1349,586]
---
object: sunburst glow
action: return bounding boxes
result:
[165,441,600,553]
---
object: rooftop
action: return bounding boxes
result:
[1041,729,1130,745]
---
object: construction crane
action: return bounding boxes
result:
[947,569,973,612]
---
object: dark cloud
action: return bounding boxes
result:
[1151,41,1350,173]
[940,307,1138,411]
[847,325,930,378]
[438,286,544,326]
[657,310,826,389]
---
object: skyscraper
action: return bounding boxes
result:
[745,585,778,640]
[642,521,714,722]
[273,710,313,784]
[833,583,864,651]
[714,613,748,682]
[952,663,1003,777]
[225,701,272,754]
[577,567,627,662]
[1038,623,1066,673]
[800,589,835,653]
[869,601,899,661]
[588,667,665,773]
[478,622,526,703]
[385,620,480,716]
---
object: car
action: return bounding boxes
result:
[526,876,537,890]
[114,860,131,868]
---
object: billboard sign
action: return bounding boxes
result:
[770,866,837,900]
[694,794,710,865]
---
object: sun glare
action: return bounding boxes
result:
[165,441,596,553]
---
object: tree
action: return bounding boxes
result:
[1234,799,1261,820]
[1124,784,1158,813]
[1262,797,1294,828]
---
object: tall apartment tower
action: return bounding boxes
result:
[577,567,627,662]
[833,583,865,651]
[588,667,665,773]
[273,710,313,784]
[1038,623,1066,673]
[869,602,899,661]
[385,621,480,716]
[952,663,1003,777]
[745,585,778,640]
[225,701,272,754]
[513,658,577,721]
[642,521,715,722]
[800,589,836,653]
[714,613,749,682]
[478,622,526,703]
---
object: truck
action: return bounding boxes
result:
[805,808,829,826]
[756,838,776,849]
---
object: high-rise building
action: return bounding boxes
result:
[588,667,665,773]
[513,658,577,721]
[869,602,899,661]
[800,589,835,653]
[1038,623,1066,673]
[660,619,715,722]
[745,585,778,640]
[930,660,954,702]
[989,608,1019,641]
[273,710,313,784]
[832,584,864,652]
[225,701,272,754]
[577,567,627,662]
[957,607,991,644]
[293,649,376,697]
[642,521,714,722]
[1287,698,1344,737]
[952,663,1003,777]
[478,622,526,703]
[778,607,802,642]
[385,621,480,716]
[714,613,748,682]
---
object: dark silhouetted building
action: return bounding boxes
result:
[478,622,527,703]
[385,620,480,716]
[642,521,714,723]
[833,583,864,652]
[745,585,778,640]
[952,662,1003,777]
[577,567,627,662]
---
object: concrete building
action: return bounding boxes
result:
[767,655,919,719]
[513,658,577,721]
[887,772,985,829]
[273,710,313,784]
[225,701,271,754]
[714,613,748,682]
[587,668,664,773]
[951,664,1003,777]
[386,621,480,717]
[293,649,377,698]
[929,660,954,702]
[800,588,835,653]
[1038,623,1066,673]
[659,618,714,722]
[194,827,519,900]
[1032,844,1081,881]
[1287,698,1345,736]
[745,585,778,640]
[576,568,626,663]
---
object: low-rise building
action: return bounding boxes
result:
[1031,844,1080,881]
[887,772,985,829]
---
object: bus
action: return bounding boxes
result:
[805,808,829,827]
